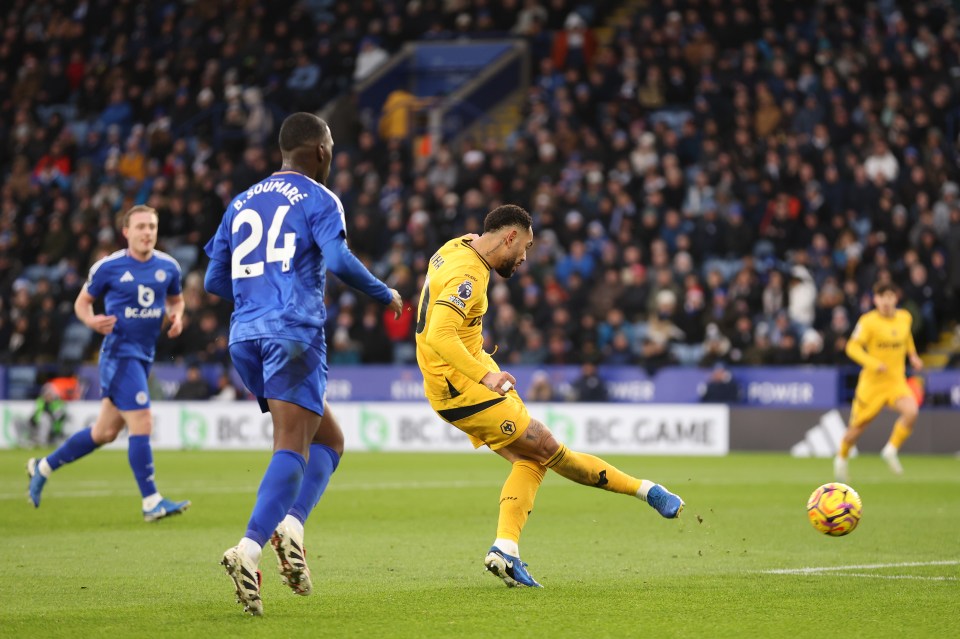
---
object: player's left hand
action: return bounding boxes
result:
[167,313,183,338]
[909,353,924,371]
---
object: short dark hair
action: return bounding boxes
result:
[278,112,328,152]
[873,282,898,296]
[483,204,532,233]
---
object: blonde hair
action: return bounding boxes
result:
[121,204,159,228]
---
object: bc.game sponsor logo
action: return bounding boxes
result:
[125,307,163,319]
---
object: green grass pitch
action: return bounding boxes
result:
[2,449,958,638]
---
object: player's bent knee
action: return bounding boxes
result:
[313,415,344,455]
[539,432,561,459]
[525,419,561,463]
[897,400,919,422]
[124,415,154,436]
[91,423,122,444]
[323,433,345,458]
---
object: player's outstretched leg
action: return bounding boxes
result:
[25,427,101,508]
[545,443,684,518]
[484,459,545,588]
[222,543,263,616]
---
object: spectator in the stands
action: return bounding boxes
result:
[175,365,211,400]
[569,358,608,402]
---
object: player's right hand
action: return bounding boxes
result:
[87,314,118,335]
[875,363,888,373]
[481,371,517,396]
[387,288,403,320]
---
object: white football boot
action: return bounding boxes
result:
[833,455,849,483]
[270,520,312,596]
[881,443,904,475]
[221,546,263,616]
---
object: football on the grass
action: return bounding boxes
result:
[807,482,863,536]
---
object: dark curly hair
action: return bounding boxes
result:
[483,204,532,233]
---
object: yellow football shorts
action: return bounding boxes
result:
[429,382,531,450]
[849,379,913,428]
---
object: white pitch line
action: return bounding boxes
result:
[0,479,501,501]
[835,573,958,582]
[764,560,960,575]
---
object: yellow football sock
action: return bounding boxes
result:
[887,419,913,450]
[495,460,546,543]
[545,444,642,495]
[838,440,852,459]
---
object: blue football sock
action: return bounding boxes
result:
[128,434,158,498]
[45,428,99,471]
[245,450,306,547]
[289,444,340,525]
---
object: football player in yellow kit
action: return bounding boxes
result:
[835,282,924,481]
[414,204,683,588]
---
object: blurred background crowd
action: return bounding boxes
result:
[2,0,960,388]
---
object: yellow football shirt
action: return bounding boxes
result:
[846,309,916,384]
[415,236,494,401]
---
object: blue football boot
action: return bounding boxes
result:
[484,546,543,588]
[646,484,684,519]
[144,497,191,522]
[26,458,46,508]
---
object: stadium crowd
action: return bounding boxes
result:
[2,0,960,378]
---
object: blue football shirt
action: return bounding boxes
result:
[203,171,347,349]
[85,249,183,362]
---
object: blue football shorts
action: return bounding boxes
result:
[100,357,152,411]
[230,338,328,416]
